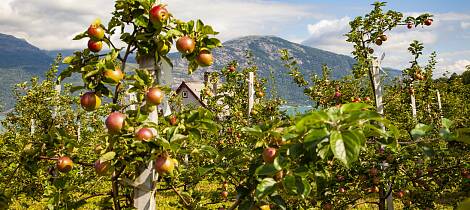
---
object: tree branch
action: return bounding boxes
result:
[171,184,191,208]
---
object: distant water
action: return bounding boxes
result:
[280,105,313,116]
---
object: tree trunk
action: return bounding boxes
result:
[379,187,386,210]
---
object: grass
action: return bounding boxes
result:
[7,181,458,209]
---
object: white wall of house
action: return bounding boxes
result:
[178,86,203,108]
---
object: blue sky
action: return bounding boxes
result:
[0,0,469,75]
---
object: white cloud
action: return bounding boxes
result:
[302,16,352,55]
[443,59,470,73]
[166,0,317,42]
[461,22,470,29]
[302,12,470,75]
[0,0,317,50]
[0,0,114,49]
[307,17,351,38]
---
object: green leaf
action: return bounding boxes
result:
[99,152,116,162]
[411,123,432,139]
[340,103,372,113]
[442,118,453,129]
[456,128,470,144]
[202,25,215,34]
[304,128,329,144]
[295,111,329,133]
[170,134,187,143]
[270,195,287,210]
[134,15,148,28]
[73,32,88,40]
[70,86,84,93]
[62,56,74,64]
[84,69,100,79]
[166,29,183,38]
[282,175,311,198]
[199,145,218,157]
[316,140,331,160]
[288,143,304,158]
[457,198,470,210]
[156,137,171,150]
[196,19,204,32]
[330,130,364,168]
[241,126,263,137]
[197,166,214,176]
[255,178,277,199]
[255,163,281,176]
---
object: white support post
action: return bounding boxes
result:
[160,59,173,117]
[52,84,62,119]
[410,84,417,120]
[30,119,35,136]
[133,56,159,210]
[248,72,254,118]
[77,120,81,143]
[371,59,384,115]
[437,90,443,119]
[372,58,394,210]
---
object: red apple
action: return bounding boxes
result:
[323,203,333,210]
[94,159,110,176]
[339,187,346,193]
[221,191,228,199]
[424,19,433,26]
[262,147,277,163]
[103,68,124,84]
[222,181,228,189]
[370,186,379,193]
[106,112,125,134]
[396,190,405,198]
[88,39,103,53]
[369,167,378,176]
[334,91,342,98]
[169,115,177,126]
[80,92,101,111]
[56,156,73,173]
[407,22,413,29]
[228,65,236,72]
[87,22,105,41]
[380,34,388,42]
[196,50,213,67]
[176,36,196,54]
[364,97,371,102]
[375,38,383,46]
[155,155,175,174]
[372,177,380,185]
[150,4,169,23]
[146,87,164,105]
[135,127,153,141]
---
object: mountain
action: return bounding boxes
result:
[169,36,357,104]
[0,34,53,72]
[0,33,400,110]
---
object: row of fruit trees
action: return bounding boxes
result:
[0,0,469,209]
